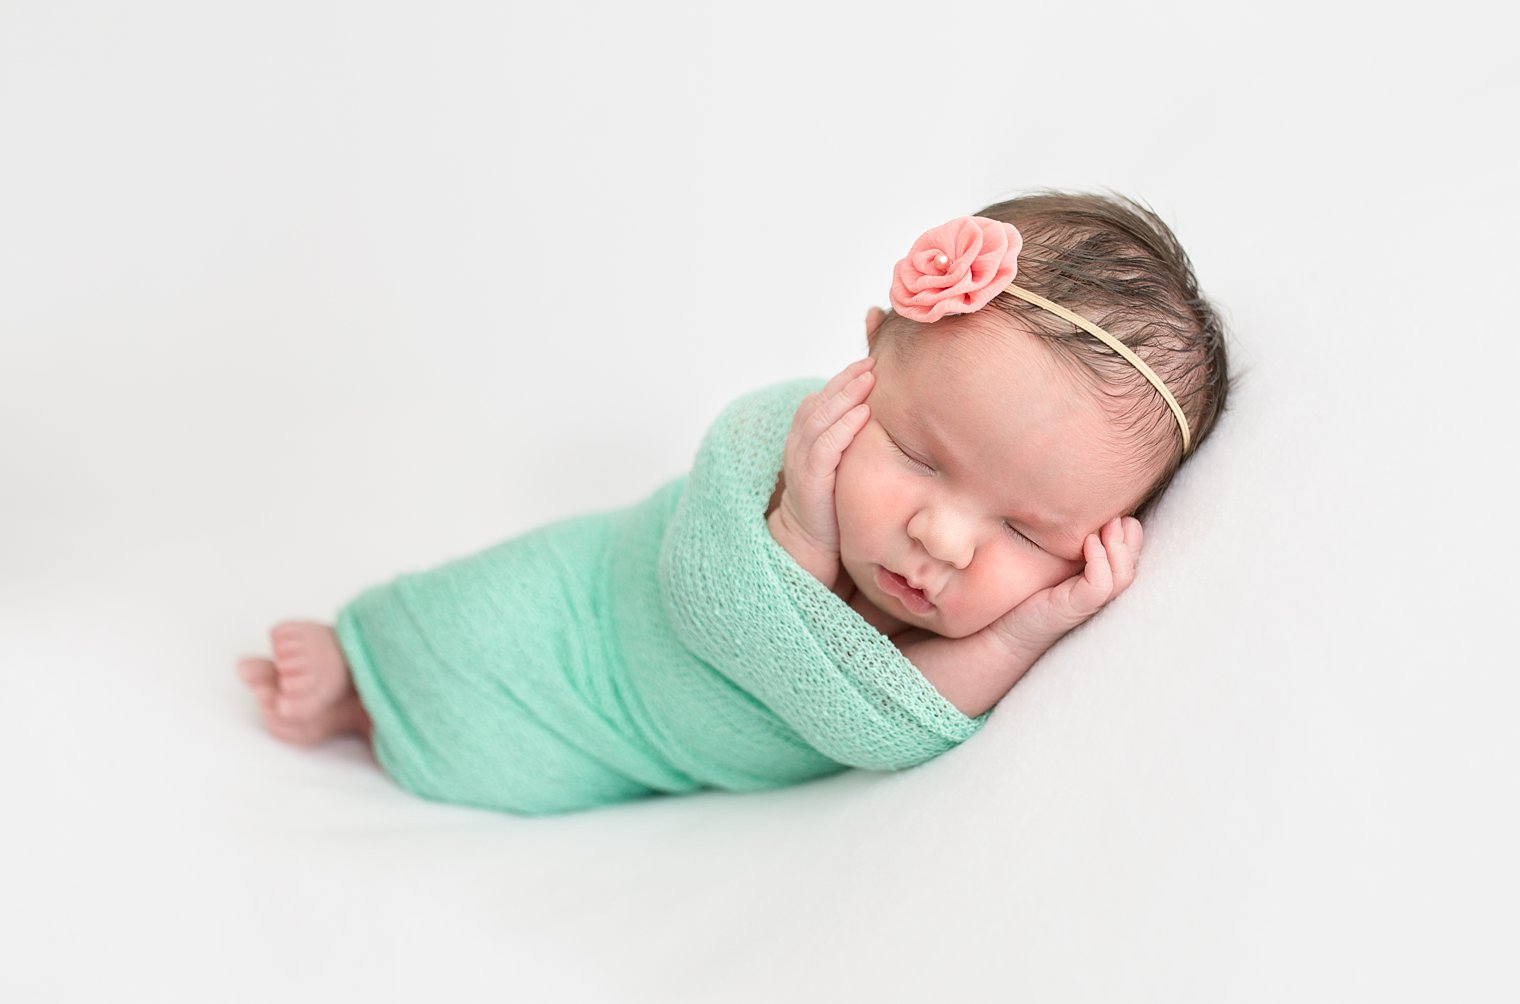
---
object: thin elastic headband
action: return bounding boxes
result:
[1001,282,1191,454]
[889,215,1191,456]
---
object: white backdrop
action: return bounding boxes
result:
[3,1,1516,1001]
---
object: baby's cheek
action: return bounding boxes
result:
[1051,550,1085,585]
[959,546,1065,629]
[837,429,866,468]
[832,445,878,548]
[831,452,858,520]
[833,439,867,503]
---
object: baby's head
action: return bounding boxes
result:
[834,191,1231,638]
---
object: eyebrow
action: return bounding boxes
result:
[900,408,948,459]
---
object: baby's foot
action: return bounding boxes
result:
[267,621,351,721]
[237,656,371,746]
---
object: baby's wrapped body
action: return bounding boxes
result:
[335,381,985,815]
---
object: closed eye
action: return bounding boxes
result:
[1002,520,1040,549]
[887,436,934,474]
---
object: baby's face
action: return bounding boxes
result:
[836,315,1150,639]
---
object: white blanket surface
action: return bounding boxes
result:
[2,2,1514,1000]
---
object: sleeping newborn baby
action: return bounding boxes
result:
[236,191,1231,816]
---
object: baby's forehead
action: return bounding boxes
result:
[879,321,1150,508]
[884,313,1085,396]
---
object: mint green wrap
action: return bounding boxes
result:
[334,380,987,815]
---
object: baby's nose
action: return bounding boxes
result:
[907,509,973,570]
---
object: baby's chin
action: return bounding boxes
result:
[906,610,986,640]
[890,604,988,640]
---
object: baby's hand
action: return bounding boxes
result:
[985,516,1144,663]
[767,357,875,591]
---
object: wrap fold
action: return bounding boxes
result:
[336,380,986,815]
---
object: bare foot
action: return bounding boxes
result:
[267,621,350,720]
[235,621,372,746]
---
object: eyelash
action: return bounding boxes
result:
[887,437,934,474]
[1001,521,1039,548]
[887,435,1040,550]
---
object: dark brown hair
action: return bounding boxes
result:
[876,189,1233,519]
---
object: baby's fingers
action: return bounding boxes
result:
[824,356,876,394]
[801,365,874,447]
[1067,517,1144,615]
[803,402,870,479]
[790,360,870,435]
[1067,533,1114,614]
[1102,516,1143,596]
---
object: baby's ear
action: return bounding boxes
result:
[864,307,886,347]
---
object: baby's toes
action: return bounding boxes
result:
[270,620,323,658]
[271,641,306,675]
[275,669,316,696]
[238,658,286,722]
[237,657,277,694]
[275,694,305,719]
[263,711,321,746]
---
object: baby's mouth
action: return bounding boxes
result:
[875,566,935,615]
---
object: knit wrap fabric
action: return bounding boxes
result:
[335,380,987,816]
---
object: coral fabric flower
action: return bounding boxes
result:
[889,216,1023,323]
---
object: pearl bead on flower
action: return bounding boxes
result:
[933,252,950,269]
